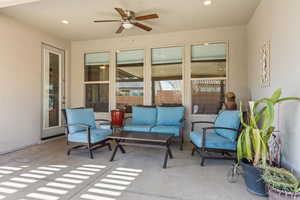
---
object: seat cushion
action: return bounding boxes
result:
[214,110,240,142]
[156,107,185,126]
[65,108,96,134]
[189,131,236,151]
[123,124,153,132]
[68,128,112,144]
[131,106,157,126]
[151,125,181,136]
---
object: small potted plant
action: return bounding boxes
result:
[262,166,300,199]
[237,89,299,196]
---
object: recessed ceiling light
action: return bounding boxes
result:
[203,0,212,6]
[61,20,69,24]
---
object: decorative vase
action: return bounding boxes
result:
[111,109,125,127]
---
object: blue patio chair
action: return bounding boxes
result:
[62,108,112,159]
[189,110,242,166]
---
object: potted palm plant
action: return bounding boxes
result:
[262,166,300,199]
[237,89,299,196]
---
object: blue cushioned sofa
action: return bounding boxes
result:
[123,106,185,150]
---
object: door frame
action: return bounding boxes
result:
[41,43,66,140]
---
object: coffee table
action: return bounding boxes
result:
[108,131,174,168]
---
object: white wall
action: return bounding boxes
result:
[247,0,300,174]
[71,26,249,123]
[0,14,70,154]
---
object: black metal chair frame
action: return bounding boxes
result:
[62,109,112,159]
[191,118,242,166]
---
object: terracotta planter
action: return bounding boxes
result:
[268,186,300,200]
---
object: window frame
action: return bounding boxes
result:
[81,41,230,116]
[150,45,185,106]
[115,48,146,108]
[190,41,229,116]
[83,51,111,113]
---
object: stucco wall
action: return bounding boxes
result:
[0,14,70,153]
[247,0,300,174]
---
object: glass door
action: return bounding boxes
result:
[42,44,65,139]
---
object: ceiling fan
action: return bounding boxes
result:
[94,8,159,34]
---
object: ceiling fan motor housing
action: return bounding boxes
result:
[125,10,135,20]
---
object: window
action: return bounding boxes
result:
[85,53,109,81]
[85,84,109,112]
[116,50,144,111]
[191,43,227,114]
[151,47,183,105]
[84,52,110,112]
[192,80,226,114]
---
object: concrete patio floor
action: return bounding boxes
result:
[0,138,266,200]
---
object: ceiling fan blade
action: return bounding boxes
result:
[116,25,124,34]
[133,22,152,31]
[135,14,159,21]
[94,20,121,23]
[115,8,127,18]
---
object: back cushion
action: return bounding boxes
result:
[131,106,157,125]
[214,110,240,142]
[156,107,185,126]
[66,108,96,134]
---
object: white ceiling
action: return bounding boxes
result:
[0,0,261,41]
[0,0,40,8]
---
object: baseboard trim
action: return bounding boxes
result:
[0,142,39,155]
[0,134,66,155]
[41,133,65,141]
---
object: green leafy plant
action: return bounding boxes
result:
[237,89,299,166]
[262,166,300,193]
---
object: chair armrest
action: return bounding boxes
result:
[63,123,92,142]
[63,123,93,143]
[63,123,91,128]
[95,119,111,122]
[191,121,214,131]
[202,126,239,132]
[95,119,111,126]
[192,121,214,124]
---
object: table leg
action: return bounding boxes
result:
[167,144,173,159]
[110,141,119,162]
[163,147,169,169]
[119,142,126,154]
[115,139,126,153]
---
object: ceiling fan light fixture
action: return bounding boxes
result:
[122,22,134,29]
[99,65,107,70]
[61,20,69,24]
[203,0,212,6]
